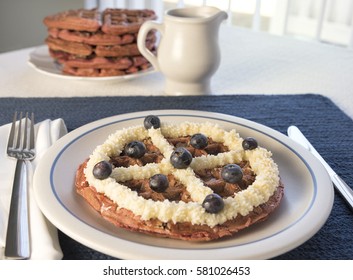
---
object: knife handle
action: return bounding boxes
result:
[288,126,353,212]
[332,174,353,211]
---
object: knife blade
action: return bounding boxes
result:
[287,125,353,211]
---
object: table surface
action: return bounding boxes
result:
[1,25,353,120]
[1,25,353,260]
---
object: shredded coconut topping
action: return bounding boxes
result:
[84,121,280,227]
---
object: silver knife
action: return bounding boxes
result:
[287,125,353,211]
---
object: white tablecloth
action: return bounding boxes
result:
[1,26,353,119]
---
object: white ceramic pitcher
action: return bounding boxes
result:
[137,6,228,95]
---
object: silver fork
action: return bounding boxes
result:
[5,112,35,259]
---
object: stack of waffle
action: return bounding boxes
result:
[43,8,157,77]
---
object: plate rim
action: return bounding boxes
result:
[34,109,334,259]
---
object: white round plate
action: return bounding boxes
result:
[33,110,334,259]
[27,46,155,81]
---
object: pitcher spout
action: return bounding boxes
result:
[205,6,228,26]
[213,9,228,25]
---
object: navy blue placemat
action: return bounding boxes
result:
[1,94,352,260]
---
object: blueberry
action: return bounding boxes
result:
[190,133,208,149]
[202,193,224,213]
[170,147,193,169]
[242,137,258,150]
[149,174,169,192]
[93,160,112,180]
[144,115,161,129]
[124,141,146,158]
[221,164,243,183]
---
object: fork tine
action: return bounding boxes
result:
[29,113,35,150]
[15,112,23,149]
[7,112,17,149]
[23,112,29,150]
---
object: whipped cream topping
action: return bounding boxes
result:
[84,121,280,227]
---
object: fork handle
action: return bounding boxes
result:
[5,160,30,259]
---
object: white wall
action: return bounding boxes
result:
[0,0,82,53]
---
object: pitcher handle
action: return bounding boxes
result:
[138,21,163,71]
